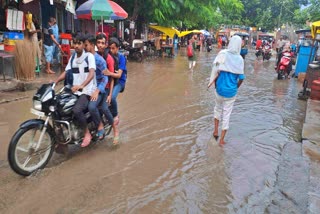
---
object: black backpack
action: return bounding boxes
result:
[103,48,119,72]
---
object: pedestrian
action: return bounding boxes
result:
[51,17,60,64]
[188,34,197,71]
[207,35,245,145]
[43,17,63,74]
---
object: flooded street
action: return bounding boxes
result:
[0,48,307,213]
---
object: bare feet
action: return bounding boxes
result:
[219,140,226,145]
[46,69,55,74]
[81,133,92,147]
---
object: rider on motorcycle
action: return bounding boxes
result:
[53,35,97,147]
[84,35,119,144]
[102,37,127,145]
[275,43,293,78]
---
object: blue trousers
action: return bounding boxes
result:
[88,90,114,127]
[110,83,125,117]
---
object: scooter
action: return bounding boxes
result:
[276,51,292,80]
[262,44,272,61]
[255,46,263,58]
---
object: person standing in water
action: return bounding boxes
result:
[208,35,245,145]
[188,34,197,71]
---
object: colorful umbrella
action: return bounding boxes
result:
[76,0,128,20]
[200,29,210,36]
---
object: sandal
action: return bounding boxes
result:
[214,135,219,140]
[113,136,120,146]
[96,129,105,140]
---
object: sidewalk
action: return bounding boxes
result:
[302,99,320,213]
[0,65,61,104]
[0,65,62,92]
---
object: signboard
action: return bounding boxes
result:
[130,21,135,29]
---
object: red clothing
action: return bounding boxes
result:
[106,54,115,89]
[256,40,262,49]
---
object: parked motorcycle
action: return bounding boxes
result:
[7,83,112,176]
[262,44,272,61]
[121,41,143,62]
[276,52,293,80]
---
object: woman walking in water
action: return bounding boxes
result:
[208,35,245,145]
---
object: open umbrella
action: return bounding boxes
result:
[76,0,128,32]
[200,29,210,36]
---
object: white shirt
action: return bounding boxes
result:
[66,51,97,96]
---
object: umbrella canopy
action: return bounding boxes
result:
[76,0,127,20]
[200,29,210,36]
[178,30,201,37]
[149,25,180,38]
[311,21,320,39]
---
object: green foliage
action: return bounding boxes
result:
[115,0,244,29]
[240,0,308,31]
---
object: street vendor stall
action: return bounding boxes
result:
[294,29,314,77]
[148,25,179,57]
[298,22,320,100]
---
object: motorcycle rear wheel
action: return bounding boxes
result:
[277,70,284,80]
[8,124,55,176]
[133,52,143,62]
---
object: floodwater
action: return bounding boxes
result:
[0,48,307,213]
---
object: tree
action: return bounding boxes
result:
[115,0,243,29]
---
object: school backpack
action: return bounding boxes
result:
[187,44,193,57]
[103,49,126,93]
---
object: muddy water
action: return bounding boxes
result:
[0,48,306,213]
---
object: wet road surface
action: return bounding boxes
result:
[0,48,307,213]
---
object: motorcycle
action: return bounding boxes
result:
[7,83,112,176]
[121,41,143,62]
[276,52,292,80]
[262,44,272,61]
[255,46,263,58]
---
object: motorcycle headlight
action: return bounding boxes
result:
[33,100,42,111]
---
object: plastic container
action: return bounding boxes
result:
[310,78,320,100]
[3,32,24,40]
[60,33,72,40]
[4,44,15,52]
[4,39,16,46]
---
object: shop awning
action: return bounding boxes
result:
[149,25,180,38]
[311,21,320,39]
[178,30,201,37]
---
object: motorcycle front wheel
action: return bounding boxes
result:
[8,123,55,176]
